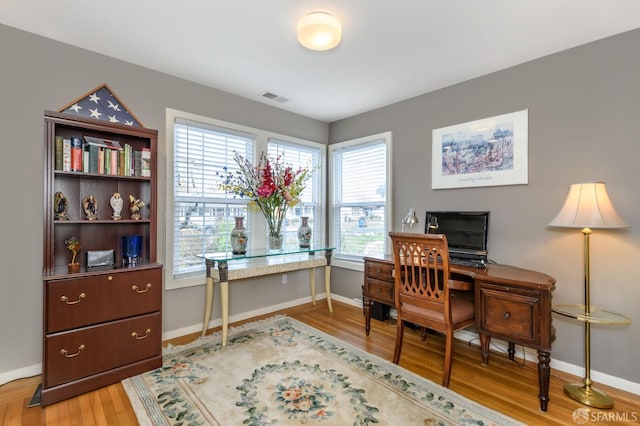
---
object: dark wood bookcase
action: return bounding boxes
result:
[40,111,162,406]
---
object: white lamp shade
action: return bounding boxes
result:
[549,182,628,229]
[297,12,342,51]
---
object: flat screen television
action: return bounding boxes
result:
[425,211,490,263]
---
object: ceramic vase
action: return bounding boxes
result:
[230,216,248,254]
[297,216,312,248]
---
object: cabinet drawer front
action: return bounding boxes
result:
[45,312,161,388]
[46,268,162,333]
[479,287,540,344]
[365,279,394,304]
[366,261,394,282]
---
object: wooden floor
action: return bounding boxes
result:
[2,301,639,425]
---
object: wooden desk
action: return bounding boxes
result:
[202,248,333,346]
[363,256,556,412]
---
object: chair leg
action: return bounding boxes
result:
[442,328,454,387]
[421,327,427,342]
[393,319,405,364]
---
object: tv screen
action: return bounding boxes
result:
[425,211,489,261]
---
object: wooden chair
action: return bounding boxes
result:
[389,232,475,387]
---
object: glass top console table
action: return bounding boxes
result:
[200,246,334,346]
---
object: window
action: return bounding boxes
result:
[268,138,324,248]
[166,109,325,289]
[329,132,392,269]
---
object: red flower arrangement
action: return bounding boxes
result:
[220,152,312,247]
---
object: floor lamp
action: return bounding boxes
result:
[549,182,631,409]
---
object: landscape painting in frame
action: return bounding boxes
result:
[432,109,528,189]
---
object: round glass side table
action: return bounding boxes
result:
[552,304,631,409]
[553,304,631,325]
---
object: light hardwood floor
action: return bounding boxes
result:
[1,301,638,425]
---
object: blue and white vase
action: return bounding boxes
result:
[297,216,312,248]
[230,216,248,254]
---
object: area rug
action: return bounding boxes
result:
[123,315,523,425]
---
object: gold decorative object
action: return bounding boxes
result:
[65,236,82,273]
[82,195,98,220]
[129,195,145,220]
[54,191,69,220]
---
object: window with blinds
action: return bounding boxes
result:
[329,132,392,263]
[268,138,323,248]
[167,109,327,286]
[172,118,254,277]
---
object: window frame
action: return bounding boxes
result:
[328,131,393,271]
[165,108,326,290]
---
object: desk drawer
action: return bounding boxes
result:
[365,279,394,304]
[478,284,540,345]
[365,260,394,283]
[46,267,162,333]
[44,312,161,388]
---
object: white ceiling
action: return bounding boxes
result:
[2,1,640,122]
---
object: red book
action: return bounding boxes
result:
[70,137,83,171]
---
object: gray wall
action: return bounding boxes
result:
[1,22,638,388]
[0,24,327,380]
[330,28,640,383]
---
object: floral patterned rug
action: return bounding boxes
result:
[122,316,523,425]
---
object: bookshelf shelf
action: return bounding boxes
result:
[54,170,151,181]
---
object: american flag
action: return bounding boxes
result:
[60,84,142,127]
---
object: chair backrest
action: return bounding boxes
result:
[389,232,452,320]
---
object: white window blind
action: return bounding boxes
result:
[330,133,391,262]
[172,118,254,276]
[268,138,323,247]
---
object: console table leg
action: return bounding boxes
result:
[537,350,551,412]
[202,259,216,337]
[220,280,229,346]
[202,276,214,337]
[325,265,333,312]
[309,268,316,305]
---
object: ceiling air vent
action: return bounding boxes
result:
[260,91,289,103]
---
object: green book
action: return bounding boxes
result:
[55,136,63,170]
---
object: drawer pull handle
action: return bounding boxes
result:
[60,293,86,305]
[108,276,113,281]
[60,344,85,358]
[503,312,511,319]
[132,329,152,340]
[132,283,152,293]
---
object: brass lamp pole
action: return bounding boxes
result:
[549,182,631,409]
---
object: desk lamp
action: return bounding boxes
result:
[401,208,419,232]
[549,182,630,408]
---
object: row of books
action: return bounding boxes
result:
[55,136,151,177]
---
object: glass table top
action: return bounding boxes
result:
[552,304,631,325]
[200,246,334,263]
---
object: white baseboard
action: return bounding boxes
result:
[0,363,42,387]
[162,293,331,341]
[3,294,637,397]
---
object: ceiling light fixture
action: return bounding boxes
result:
[297,11,342,51]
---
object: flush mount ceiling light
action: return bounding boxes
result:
[297,11,342,51]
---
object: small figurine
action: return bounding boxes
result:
[129,195,145,220]
[54,191,69,220]
[82,195,98,220]
[65,236,81,273]
[110,192,123,220]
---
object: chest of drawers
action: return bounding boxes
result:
[41,265,163,406]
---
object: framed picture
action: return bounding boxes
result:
[432,109,528,189]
